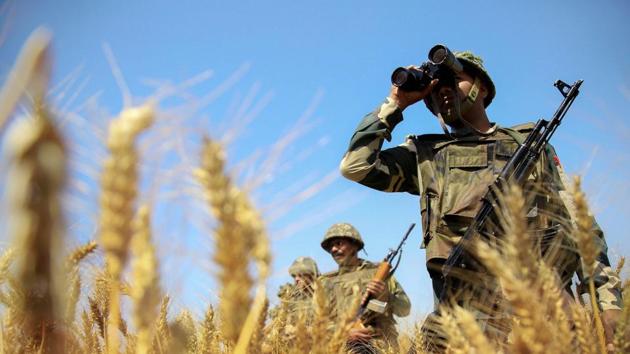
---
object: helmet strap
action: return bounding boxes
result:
[458,77,495,135]
[428,76,481,137]
[460,76,481,115]
[429,96,453,138]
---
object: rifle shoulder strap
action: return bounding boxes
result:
[501,124,565,192]
[500,125,527,145]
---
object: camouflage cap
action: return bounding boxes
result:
[453,50,495,107]
[321,223,364,251]
[288,256,319,276]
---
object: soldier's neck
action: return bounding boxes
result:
[338,257,362,274]
[461,108,492,133]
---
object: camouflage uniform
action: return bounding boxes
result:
[320,259,410,352]
[275,283,314,320]
[270,257,319,327]
[339,86,622,312]
[320,223,411,352]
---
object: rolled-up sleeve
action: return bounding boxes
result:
[340,97,419,194]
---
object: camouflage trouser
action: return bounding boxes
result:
[413,310,510,354]
[413,260,510,353]
[347,329,398,354]
[347,339,396,354]
[347,340,379,354]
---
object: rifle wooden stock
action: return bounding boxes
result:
[361,262,392,307]
[350,223,414,331]
[352,261,392,330]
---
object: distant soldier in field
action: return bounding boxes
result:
[338,46,622,351]
[264,257,320,352]
[278,256,319,314]
[319,223,410,353]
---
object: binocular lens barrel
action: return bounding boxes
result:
[391,67,429,91]
[429,45,448,64]
[428,44,463,73]
[391,44,461,92]
[392,68,410,87]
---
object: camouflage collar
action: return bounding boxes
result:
[337,258,376,275]
[451,122,497,137]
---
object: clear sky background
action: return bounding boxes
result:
[1,0,629,325]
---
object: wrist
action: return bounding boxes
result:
[388,94,407,111]
[377,97,404,130]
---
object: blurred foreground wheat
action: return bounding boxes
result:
[0,29,628,354]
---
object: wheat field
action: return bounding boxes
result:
[0,29,628,354]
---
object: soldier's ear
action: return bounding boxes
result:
[479,81,488,100]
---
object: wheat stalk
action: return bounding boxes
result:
[570,303,597,354]
[570,176,607,354]
[327,285,361,354]
[310,278,331,354]
[6,103,67,353]
[613,281,630,353]
[245,297,269,354]
[98,103,154,354]
[196,137,267,346]
[438,307,473,354]
[196,305,218,354]
[615,257,626,276]
[65,241,98,270]
[130,205,161,354]
[151,295,170,354]
[174,310,197,352]
[0,28,51,131]
[64,241,97,324]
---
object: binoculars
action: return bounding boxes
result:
[391,44,463,92]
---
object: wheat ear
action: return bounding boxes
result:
[571,176,607,354]
[64,241,97,324]
[196,305,218,354]
[130,205,161,354]
[196,137,260,345]
[6,103,67,353]
[98,103,154,354]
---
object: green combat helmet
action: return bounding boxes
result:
[321,223,364,252]
[288,256,320,277]
[453,50,495,107]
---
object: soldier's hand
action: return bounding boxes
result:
[389,71,438,111]
[365,280,388,301]
[602,309,621,353]
[348,326,374,342]
[284,324,297,336]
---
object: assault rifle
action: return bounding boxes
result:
[353,223,415,326]
[439,79,583,302]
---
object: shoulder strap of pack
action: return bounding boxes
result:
[410,133,453,144]
[319,270,339,278]
[499,126,526,145]
[499,124,563,186]
[359,259,378,269]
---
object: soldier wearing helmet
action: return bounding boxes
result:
[319,223,410,353]
[286,256,319,295]
[339,46,622,351]
[269,256,320,340]
[277,256,319,309]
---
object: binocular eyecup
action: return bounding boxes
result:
[391,44,463,92]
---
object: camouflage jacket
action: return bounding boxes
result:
[272,283,315,323]
[339,97,622,311]
[319,259,411,339]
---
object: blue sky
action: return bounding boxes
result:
[1,0,629,323]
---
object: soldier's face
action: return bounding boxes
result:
[293,274,314,290]
[431,70,478,125]
[329,238,359,266]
